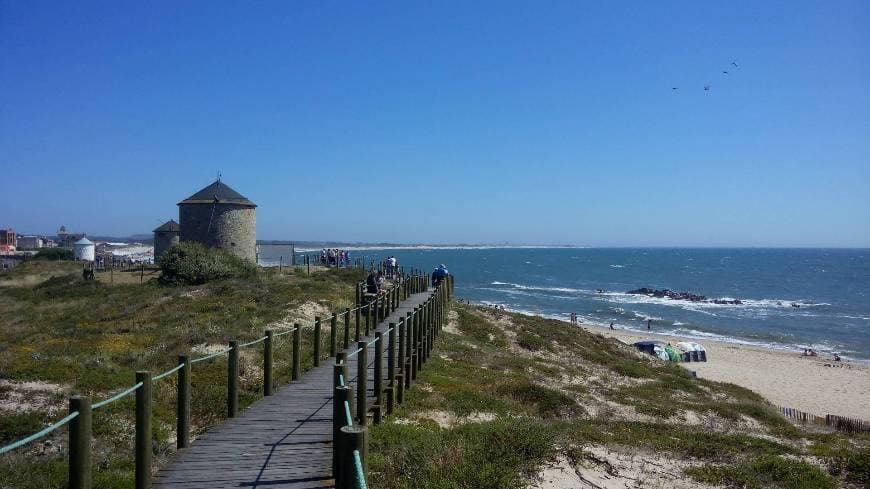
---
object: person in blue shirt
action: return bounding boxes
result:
[431,264,449,287]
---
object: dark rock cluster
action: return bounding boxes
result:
[626,287,742,305]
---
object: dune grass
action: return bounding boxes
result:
[0,260,364,489]
[368,304,870,489]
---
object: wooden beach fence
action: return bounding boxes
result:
[0,264,450,489]
[779,405,870,433]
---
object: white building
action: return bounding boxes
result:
[73,238,95,261]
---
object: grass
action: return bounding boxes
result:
[368,304,870,489]
[686,455,836,489]
[0,260,365,488]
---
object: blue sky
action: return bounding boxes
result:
[2,1,868,246]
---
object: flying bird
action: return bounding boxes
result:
[731,61,739,68]
[672,87,679,90]
[722,70,729,75]
[704,85,711,91]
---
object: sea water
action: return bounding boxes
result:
[258,246,870,360]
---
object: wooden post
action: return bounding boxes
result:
[395,373,405,404]
[422,300,428,362]
[387,323,396,385]
[397,320,405,381]
[177,355,191,449]
[355,299,361,342]
[344,308,351,349]
[228,341,239,418]
[314,317,322,367]
[409,310,417,383]
[69,396,92,489]
[333,384,352,478]
[292,324,301,380]
[374,332,383,421]
[330,314,338,357]
[135,371,152,489]
[385,385,395,415]
[279,255,283,272]
[264,330,273,396]
[356,341,367,426]
[334,358,346,387]
[337,424,367,489]
[365,299,372,336]
[415,306,423,373]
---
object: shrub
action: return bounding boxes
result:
[157,242,256,285]
[686,455,835,489]
[33,248,73,261]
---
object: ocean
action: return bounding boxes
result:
[258,246,870,361]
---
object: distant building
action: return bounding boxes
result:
[57,225,85,248]
[178,179,257,262]
[153,219,180,261]
[0,228,16,252]
[73,238,95,261]
[16,236,43,249]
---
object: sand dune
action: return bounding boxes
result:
[584,324,870,420]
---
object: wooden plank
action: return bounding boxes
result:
[154,290,435,488]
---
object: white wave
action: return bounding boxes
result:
[489,281,586,294]
[599,291,829,311]
[610,264,625,268]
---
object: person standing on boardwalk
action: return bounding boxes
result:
[432,264,449,287]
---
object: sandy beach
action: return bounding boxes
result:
[583,324,870,420]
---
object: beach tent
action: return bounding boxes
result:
[676,341,707,361]
[664,344,682,362]
[676,341,705,352]
[633,341,671,361]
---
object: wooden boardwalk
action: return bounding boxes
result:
[154,291,434,489]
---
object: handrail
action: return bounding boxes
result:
[353,449,368,489]
[92,382,143,410]
[1,262,448,489]
[332,274,453,489]
[239,336,268,348]
[0,411,80,455]
[190,346,234,364]
[152,363,185,382]
[272,326,298,337]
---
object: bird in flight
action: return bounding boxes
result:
[731,61,739,68]
[672,87,679,90]
[704,85,711,91]
[722,70,729,75]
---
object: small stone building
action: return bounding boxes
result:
[153,219,180,261]
[178,180,257,262]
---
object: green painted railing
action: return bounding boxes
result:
[1,265,438,489]
[332,274,454,488]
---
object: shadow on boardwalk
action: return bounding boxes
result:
[154,291,434,489]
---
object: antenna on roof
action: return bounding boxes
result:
[216,171,222,183]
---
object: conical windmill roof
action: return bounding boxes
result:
[153,220,180,232]
[178,180,256,207]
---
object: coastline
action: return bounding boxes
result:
[581,322,870,420]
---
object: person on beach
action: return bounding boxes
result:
[647,319,651,330]
[609,322,615,330]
